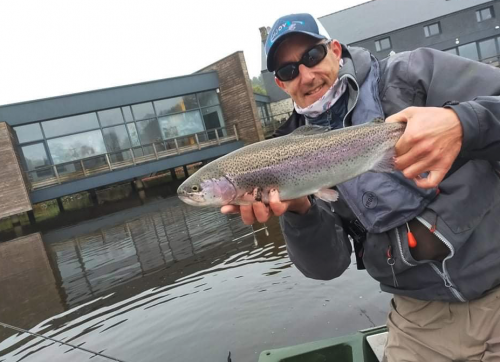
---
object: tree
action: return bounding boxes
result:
[251,75,267,95]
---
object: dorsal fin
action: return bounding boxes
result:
[288,125,330,137]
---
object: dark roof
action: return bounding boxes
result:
[319,0,493,44]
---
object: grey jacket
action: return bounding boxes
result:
[277,45,500,302]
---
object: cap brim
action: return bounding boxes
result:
[267,31,327,72]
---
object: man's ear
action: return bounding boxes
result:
[330,40,342,61]
[275,77,287,93]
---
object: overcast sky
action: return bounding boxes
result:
[0,0,368,105]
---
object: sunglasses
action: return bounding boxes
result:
[275,42,330,82]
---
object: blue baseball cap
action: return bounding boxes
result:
[265,13,331,72]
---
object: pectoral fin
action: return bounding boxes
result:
[314,188,339,202]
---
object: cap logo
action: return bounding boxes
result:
[269,20,305,44]
[270,21,291,43]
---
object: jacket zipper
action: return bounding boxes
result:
[416,216,467,302]
[341,74,360,127]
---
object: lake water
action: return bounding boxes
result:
[0,196,391,362]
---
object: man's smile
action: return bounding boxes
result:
[305,83,324,96]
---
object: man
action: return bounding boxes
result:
[222,13,500,361]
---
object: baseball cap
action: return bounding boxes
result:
[265,13,331,72]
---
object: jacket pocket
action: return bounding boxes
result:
[426,160,500,237]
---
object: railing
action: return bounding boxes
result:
[260,111,293,138]
[480,54,500,68]
[25,126,239,191]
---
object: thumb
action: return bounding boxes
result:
[413,171,444,189]
[385,108,413,124]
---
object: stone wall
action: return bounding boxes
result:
[0,122,32,220]
[270,98,294,120]
[198,52,264,145]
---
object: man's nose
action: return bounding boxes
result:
[298,64,315,83]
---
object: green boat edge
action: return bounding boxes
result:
[258,326,387,362]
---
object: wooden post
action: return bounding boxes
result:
[195,133,201,150]
[80,160,87,176]
[53,165,61,184]
[130,149,136,165]
[233,125,239,140]
[152,143,159,160]
[105,153,112,170]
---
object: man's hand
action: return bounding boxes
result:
[220,189,311,225]
[386,106,463,189]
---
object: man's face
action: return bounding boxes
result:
[274,34,342,108]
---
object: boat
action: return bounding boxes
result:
[258,326,388,362]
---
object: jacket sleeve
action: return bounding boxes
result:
[406,47,500,160]
[279,198,352,280]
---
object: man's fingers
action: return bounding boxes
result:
[269,189,288,216]
[240,205,256,225]
[385,110,410,124]
[253,202,271,223]
[221,205,240,214]
[413,171,444,189]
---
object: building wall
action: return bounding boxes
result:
[349,2,500,59]
[0,122,32,219]
[198,52,265,144]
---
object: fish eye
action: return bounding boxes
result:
[191,185,200,192]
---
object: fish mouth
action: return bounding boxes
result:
[178,193,207,206]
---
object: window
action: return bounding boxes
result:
[424,22,441,37]
[126,123,141,147]
[197,90,220,107]
[444,48,458,55]
[375,37,391,52]
[131,102,156,121]
[159,111,205,139]
[458,42,479,61]
[47,130,107,164]
[201,106,225,139]
[476,7,494,22]
[102,125,131,152]
[42,113,99,138]
[122,106,134,123]
[98,108,124,127]
[478,38,498,60]
[135,119,161,144]
[154,95,198,116]
[21,143,50,171]
[14,123,44,144]
[21,143,52,181]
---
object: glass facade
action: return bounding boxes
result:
[13,89,225,177]
[47,130,107,164]
[42,113,100,138]
[159,111,205,139]
[14,123,44,143]
[444,36,500,63]
[98,108,124,127]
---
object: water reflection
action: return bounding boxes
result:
[0,197,391,362]
[45,198,252,307]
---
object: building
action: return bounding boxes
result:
[0,51,263,226]
[320,0,500,63]
[259,0,500,126]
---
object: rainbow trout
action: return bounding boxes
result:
[177,119,405,207]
